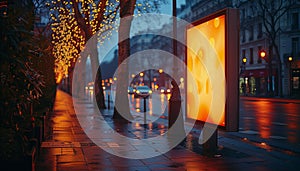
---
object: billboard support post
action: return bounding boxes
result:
[202,126,218,156]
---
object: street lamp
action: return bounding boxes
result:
[259,49,271,96]
[139,72,144,85]
[288,56,293,96]
[242,56,247,64]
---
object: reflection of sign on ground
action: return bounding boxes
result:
[41,141,81,148]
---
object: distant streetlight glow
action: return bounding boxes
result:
[242,57,247,64]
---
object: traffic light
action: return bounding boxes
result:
[259,50,266,58]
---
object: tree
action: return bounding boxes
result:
[32,0,57,111]
[0,0,45,161]
[112,0,136,120]
[50,0,120,108]
[50,0,165,115]
[235,0,295,96]
[112,0,167,119]
[257,0,295,96]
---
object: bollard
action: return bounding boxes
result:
[168,79,185,138]
[107,92,110,109]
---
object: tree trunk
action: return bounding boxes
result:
[274,43,283,97]
[88,36,106,109]
[113,0,136,120]
[81,29,106,109]
[268,45,274,96]
[71,0,106,109]
[73,50,87,98]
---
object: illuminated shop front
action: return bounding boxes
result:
[291,68,300,97]
[240,69,277,96]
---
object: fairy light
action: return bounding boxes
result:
[50,0,155,82]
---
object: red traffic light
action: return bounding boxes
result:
[259,50,266,58]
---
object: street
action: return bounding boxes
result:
[239,97,300,145]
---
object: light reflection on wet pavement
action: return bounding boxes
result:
[36,90,300,171]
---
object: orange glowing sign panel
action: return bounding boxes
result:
[186,9,239,131]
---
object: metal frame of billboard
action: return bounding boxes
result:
[185,8,239,131]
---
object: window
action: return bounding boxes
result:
[242,30,246,42]
[292,37,299,57]
[257,23,263,38]
[249,25,254,41]
[241,9,245,20]
[250,48,253,64]
[292,13,299,30]
[257,46,262,63]
[242,49,246,63]
[293,77,299,89]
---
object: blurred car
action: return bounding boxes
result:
[158,87,171,94]
[134,86,152,98]
[128,86,135,94]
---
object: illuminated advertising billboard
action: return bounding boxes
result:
[186,8,239,131]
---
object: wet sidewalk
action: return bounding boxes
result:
[36,90,298,171]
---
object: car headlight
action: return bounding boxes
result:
[149,90,152,94]
[136,90,140,94]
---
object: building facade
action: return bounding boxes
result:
[238,0,300,97]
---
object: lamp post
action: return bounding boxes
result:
[259,49,270,96]
[288,56,293,97]
[173,0,177,78]
[158,69,164,87]
[139,72,144,86]
[242,57,247,95]
[138,93,150,128]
